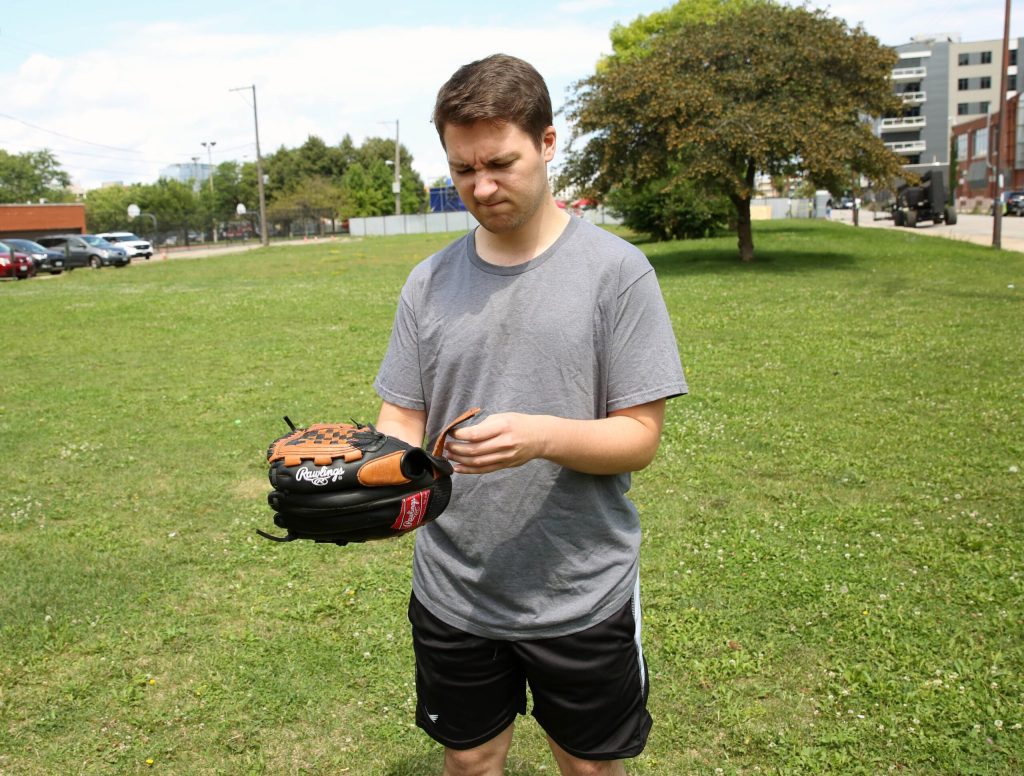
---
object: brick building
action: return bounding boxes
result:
[0,203,87,239]
[952,92,1022,208]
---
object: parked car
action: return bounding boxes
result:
[0,240,37,279]
[96,231,153,259]
[1004,191,1024,216]
[2,238,65,274]
[36,234,130,269]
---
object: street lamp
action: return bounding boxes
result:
[201,140,217,243]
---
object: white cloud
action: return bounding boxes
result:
[0,21,612,189]
[1,2,1019,190]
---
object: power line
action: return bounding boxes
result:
[0,111,143,153]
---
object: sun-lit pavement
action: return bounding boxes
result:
[829,208,1024,254]
[134,235,352,264]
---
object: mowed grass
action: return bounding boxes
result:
[0,221,1021,775]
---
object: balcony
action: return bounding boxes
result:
[900,91,927,104]
[892,66,927,80]
[879,116,927,132]
[885,140,927,154]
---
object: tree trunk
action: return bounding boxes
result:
[734,195,755,262]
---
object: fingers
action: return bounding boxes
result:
[443,413,536,474]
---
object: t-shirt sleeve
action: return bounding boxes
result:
[374,289,426,411]
[606,267,688,412]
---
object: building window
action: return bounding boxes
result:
[1009,75,1017,91]
[1012,49,1019,66]
[956,134,969,160]
[974,129,988,158]
[959,53,970,66]
[980,76,992,89]
[981,51,992,64]
[958,78,970,90]
[957,103,970,115]
[981,101,990,113]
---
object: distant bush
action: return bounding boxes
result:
[606,178,731,241]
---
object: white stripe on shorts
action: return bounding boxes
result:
[631,574,647,691]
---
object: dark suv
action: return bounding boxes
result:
[36,234,130,269]
[1005,191,1024,216]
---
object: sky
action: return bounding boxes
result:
[0,0,1018,192]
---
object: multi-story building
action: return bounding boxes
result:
[883,33,1019,181]
[158,162,213,188]
[952,92,1023,205]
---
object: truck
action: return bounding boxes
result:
[892,170,958,228]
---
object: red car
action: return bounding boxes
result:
[0,240,37,279]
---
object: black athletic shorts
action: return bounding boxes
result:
[408,591,652,760]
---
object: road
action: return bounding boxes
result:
[829,208,1024,253]
[136,235,352,263]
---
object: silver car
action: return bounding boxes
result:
[36,234,130,269]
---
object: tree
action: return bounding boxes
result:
[0,149,72,203]
[141,179,201,241]
[84,185,138,233]
[267,175,346,235]
[603,0,760,65]
[353,136,427,214]
[564,2,906,261]
[340,160,395,216]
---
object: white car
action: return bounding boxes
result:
[96,232,153,260]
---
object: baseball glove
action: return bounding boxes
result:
[258,407,480,545]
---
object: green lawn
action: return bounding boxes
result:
[1,221,1021,775]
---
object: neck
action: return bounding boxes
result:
[475,199,571,266]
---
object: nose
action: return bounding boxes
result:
[473,172,498,202]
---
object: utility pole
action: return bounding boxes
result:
[382,119,401,215]
[231,84,269,247]
[394,119,401,216]
[202,140,217,243]
[993,0,1011,249]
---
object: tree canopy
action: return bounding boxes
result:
[82,134,428,239]
[604,0,760,65]
[565,1,905,260]
[0,149,72,204]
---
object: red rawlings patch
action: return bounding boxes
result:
[392,490,432,531]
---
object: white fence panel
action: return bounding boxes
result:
[349,211,478,237]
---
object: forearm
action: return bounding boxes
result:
[536,413,661,475]
[445,399,666,476]
[375,401,427,448]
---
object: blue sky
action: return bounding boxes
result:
[1,1,1017,190]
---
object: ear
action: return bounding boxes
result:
[541,126,556,163]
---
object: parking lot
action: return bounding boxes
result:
[830,208,1024,253]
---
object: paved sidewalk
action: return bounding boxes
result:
[137,235,351,263]
[829,209,1024,254]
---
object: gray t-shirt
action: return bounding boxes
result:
[374,216,687,639]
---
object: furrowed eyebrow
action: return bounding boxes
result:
[448,153,519,170]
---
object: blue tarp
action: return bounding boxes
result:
[429,186,466,213]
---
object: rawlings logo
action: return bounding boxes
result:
[294,465,345,487]
[392,490,431,531]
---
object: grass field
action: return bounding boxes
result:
[0,221,1021,775]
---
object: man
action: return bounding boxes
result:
[374,54,687,776]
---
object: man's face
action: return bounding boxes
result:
[443,120,556,235]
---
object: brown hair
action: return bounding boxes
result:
[433,54,553,149]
